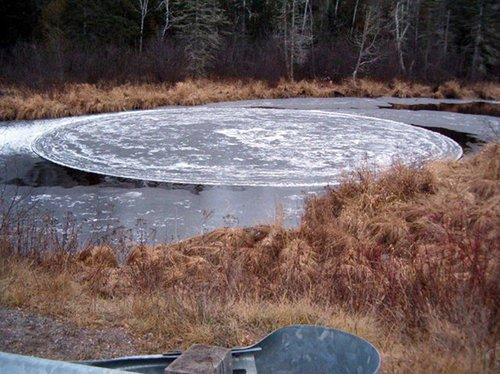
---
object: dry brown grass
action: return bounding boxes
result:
[1,144,499,372]
[1,79,498,121]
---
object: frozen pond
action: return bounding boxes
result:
[32,108,461,187]
[1,98,498,243]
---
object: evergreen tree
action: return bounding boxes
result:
[172,0,227,76]
[450,0,498,79]
[2,0,498,82]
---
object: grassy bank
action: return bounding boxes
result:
[1,79,499,121]
[1,143,498,372]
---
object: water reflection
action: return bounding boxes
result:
[381,101,500,117]
[1,154,314,244]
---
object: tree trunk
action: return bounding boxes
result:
[160,0,171,40]
[471,4,483,79]
[138,0,149,52]
[140,18,144,52]
[394,1,407,74]
[350,0,359,34]
[397,40,406,74]
[443,10,450,58]
[290,0,296,80]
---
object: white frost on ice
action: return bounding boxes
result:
[30,107,462,187]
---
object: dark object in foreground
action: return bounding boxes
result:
[86,325,380,373]
[0,325,381,373]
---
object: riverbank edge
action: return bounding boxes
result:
[1,78,499,121]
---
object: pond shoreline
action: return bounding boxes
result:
[1,79,498,121]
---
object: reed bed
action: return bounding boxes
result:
[1,143,498,372]
[1,79,498,121]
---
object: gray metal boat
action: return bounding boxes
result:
[1,325,381,373]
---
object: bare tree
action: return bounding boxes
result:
[240,0,252,34]
[158,0,172,40]
[334,0,341,19]
[350,0,360,34]
[351,4,382,81]
[137,0,150,52]
[393,0,411,74]
[278,0,314,80]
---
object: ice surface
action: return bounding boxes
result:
[3,98,496,243]
[31,107,462,187]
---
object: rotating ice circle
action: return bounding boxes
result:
[32,107,462,187]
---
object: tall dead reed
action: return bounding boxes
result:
[0,143,498,372]
[1,79,498,121]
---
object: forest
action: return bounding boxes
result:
[2,0,498,88]
[1,1,499,372]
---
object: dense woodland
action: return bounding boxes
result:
[1,0,498,87]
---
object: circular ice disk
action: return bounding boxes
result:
[32,107,462,187]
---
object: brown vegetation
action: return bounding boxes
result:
[1,79,499,121]
[1,143,499,372]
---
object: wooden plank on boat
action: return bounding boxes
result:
[165,344,232,374]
